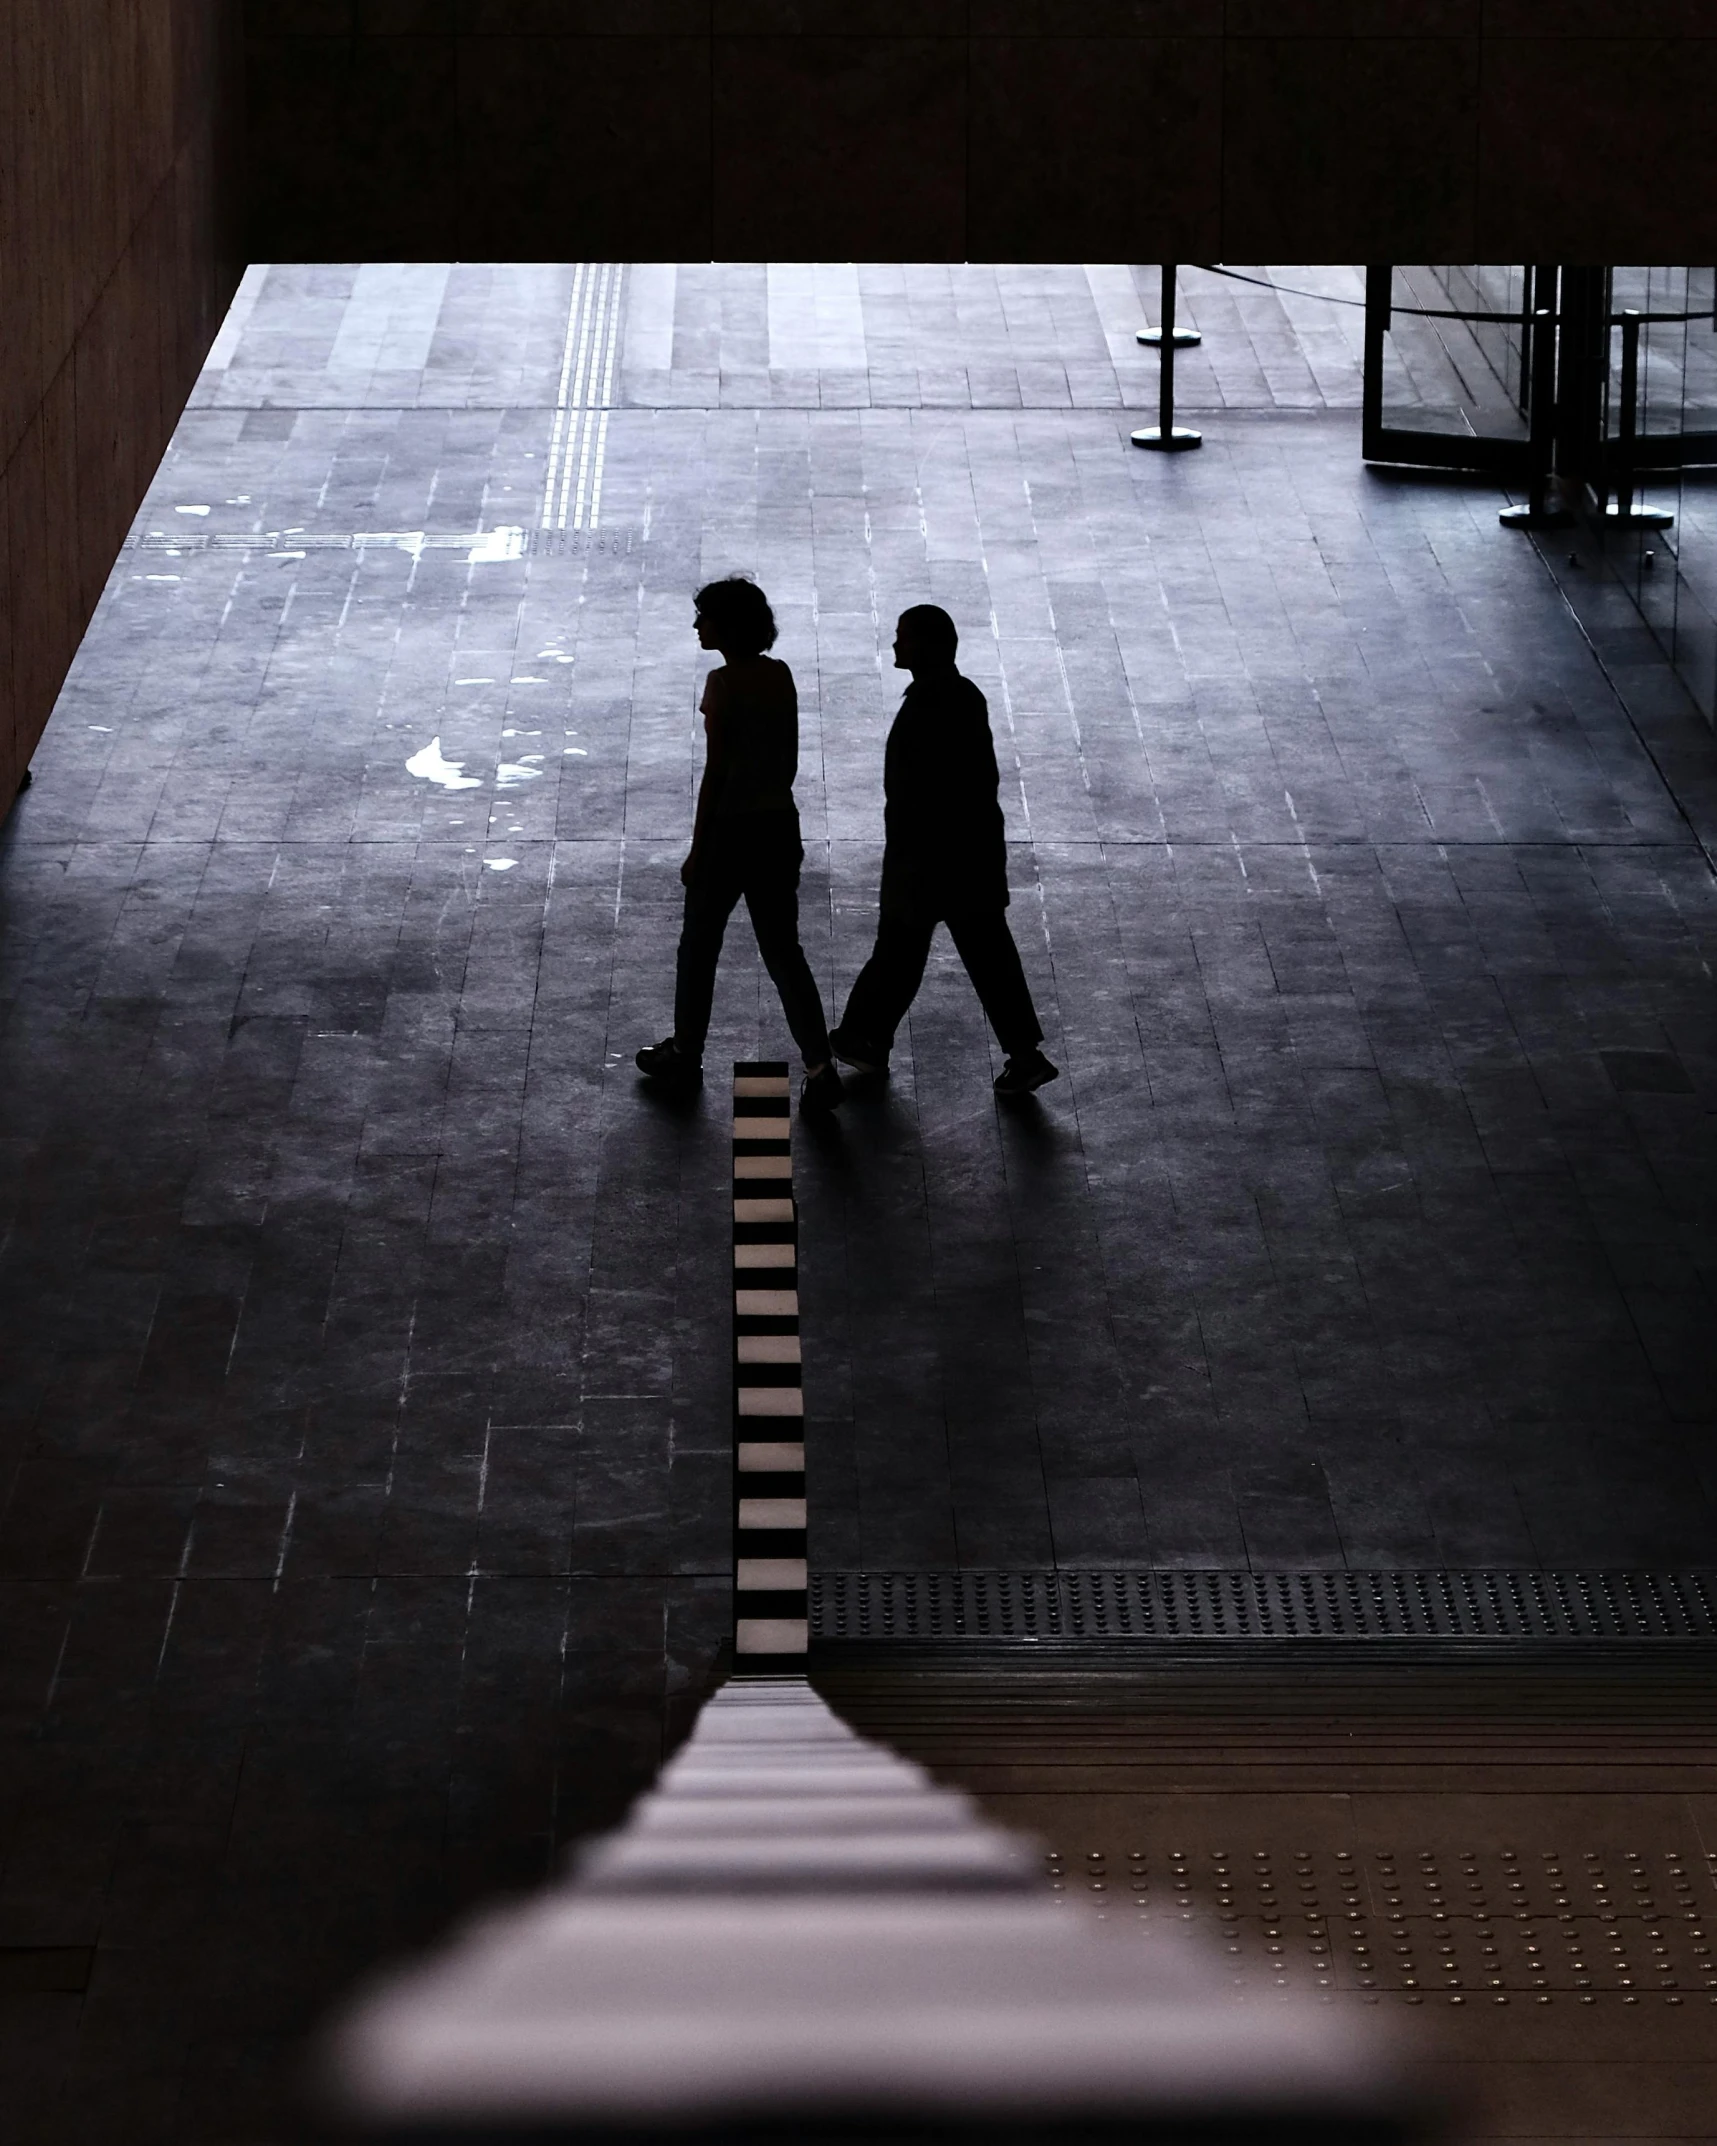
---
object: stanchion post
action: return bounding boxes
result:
[1132,264,1202,453]
[1137,258,1201,348]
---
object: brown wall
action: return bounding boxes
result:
[244,3,1717,265]
[3,1,244,805]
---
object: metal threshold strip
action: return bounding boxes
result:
[811,1569,1717,1661]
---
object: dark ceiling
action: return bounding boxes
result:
[243,5,1717,265]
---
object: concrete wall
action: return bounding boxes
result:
[3,1,244,804]
[243,4,1717,265]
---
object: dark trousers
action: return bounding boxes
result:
[673,822,831,1067]
[841,903,1043,1059]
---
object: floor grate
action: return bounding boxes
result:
[811,1570,1717,1649]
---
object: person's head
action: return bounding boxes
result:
[694,576,777,658]
[892,604,958,676]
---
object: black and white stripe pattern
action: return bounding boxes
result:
[731,1061,807,1668]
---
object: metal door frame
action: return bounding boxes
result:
[1361,265,1530,477]
[1362,264,1717,496]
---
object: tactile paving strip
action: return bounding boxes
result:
[817,1667,1717,2124]
[1036,1834,1717,2013]
[812,1569,1717,1649]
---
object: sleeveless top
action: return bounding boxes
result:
[701,655,798,819]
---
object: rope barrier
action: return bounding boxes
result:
[1184,264,1710,329]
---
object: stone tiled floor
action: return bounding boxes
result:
[191,259,1503,419]
[3,263,1717,2139]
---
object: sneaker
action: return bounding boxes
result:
[829,1024,887,1075]
[635,1037,701,1088]
[799,1061,845,1115]
[994,1048,1059,1097]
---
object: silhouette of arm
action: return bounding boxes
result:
[686,669,730,882]
[933,687,1001,828]
[777,663,800,804]
[958,699,1001,814]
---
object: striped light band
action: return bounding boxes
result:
[731,1061,807,1668]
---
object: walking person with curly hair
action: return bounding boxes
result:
[636,576,844,1113]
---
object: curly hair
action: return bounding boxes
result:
[694,575,778,656]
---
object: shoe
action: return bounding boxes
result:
[829,1024,887,1075]
[799,1062,845,1115]
[994,1049,1059,1097]
[636,1037,701,1088]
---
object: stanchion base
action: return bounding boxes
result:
[1133,426,1203,451]
[1602,505,1674,530]
[1137,328,1202,347]
[1499,504,1573,529]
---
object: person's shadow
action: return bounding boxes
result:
[633,1075,702,1118]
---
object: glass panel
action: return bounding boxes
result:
[1601,268,1717,722]
[1608,265,1715,443]
[1430,264,1531,418]
[1672,469,1717,720]
[1378,266,1529,443]
[1683,267,1717,429]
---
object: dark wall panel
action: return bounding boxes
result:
[247,33,461,262]
[1222,36,1480,261]
[462,36,713,261]
[968,36,1224,262]
[2,0,244,811]
[243,7,1717,264]
[713,36,968,261]
[245,27,716,262]
[1477,37,1717,260]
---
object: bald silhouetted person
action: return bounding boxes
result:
[831,606,1058,1097]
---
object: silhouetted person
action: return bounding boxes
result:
[831,606,1058,1097]
[637,576,842,1112]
